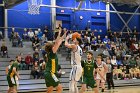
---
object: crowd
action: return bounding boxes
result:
[2,25,140,81]
[75,30,140,80]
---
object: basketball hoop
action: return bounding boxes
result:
[27,0,42,15]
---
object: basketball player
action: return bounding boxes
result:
[44,30,67,93]
[96,56,108,92]
[80,51,99,93]
[7,55,21,93]
[65,32,83,93]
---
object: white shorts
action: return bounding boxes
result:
[69,65,82,81]
[96,75,106,83]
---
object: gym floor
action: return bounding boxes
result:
[33,86,140,93]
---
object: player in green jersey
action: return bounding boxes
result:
[80,51,104,93]
[7,55,21,93]
[44,30,67,93]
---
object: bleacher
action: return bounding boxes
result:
[0,39,140,93]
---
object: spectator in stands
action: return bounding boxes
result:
[41,34,48,45]
[130,42,137,54]
[33,48,39,62]
[9,30,15,41]
[1,41,9,58]
[28,29,34,40]
[31,61,40,79]
[122,65,130,80]
[25,52,33,70]
[16,32,23,47]
[39,61,46,79]
[32,36,40,50]
[22,28,28,41]
[122,57,130,66]
[19,57,26,70]
[91,37,97,51]
[83,35,90,52]
[44,26,49,37]
[136,56,140,68]
[116,56,123,66]
[129,67,136,79]
[103,36,110,44]
[90,32,95,42]
[112,32,118,43]
[133,66,140,79]
[37,29,43,40]
[12,32,19,47]
[111,56,117,65]
[129,57,137,68]
[97,35,102,45]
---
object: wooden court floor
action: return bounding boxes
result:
[34,86,140,93]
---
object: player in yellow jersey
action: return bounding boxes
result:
[44,30,67,93]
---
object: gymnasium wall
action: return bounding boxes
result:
[56,0,107,36]
[7,0,51,37]
[110,4,140,32]
[0,1,4,34]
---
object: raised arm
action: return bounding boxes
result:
[52,30,67,53]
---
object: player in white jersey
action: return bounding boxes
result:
[65,32,83,93]
[96,56,108,92]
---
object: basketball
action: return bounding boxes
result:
[72,32,81,40]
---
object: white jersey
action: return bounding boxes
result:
[96,61,106,82]
[71,45,82,66]
[70,45,83,81]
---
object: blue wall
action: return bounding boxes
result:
[56,0,107,36]
[0,6,4,34]
[8,0,51,37]
[110,4,140,32]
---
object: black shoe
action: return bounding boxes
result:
[102,89,104,92]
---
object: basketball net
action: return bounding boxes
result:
[27,0,42,15]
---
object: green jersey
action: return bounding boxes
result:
[7,61,19,78]
[81,60,97,77]
[45,51,58,74]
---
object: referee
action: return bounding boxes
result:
[106,57,115,90]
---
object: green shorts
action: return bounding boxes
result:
[82,76,97,88]
[7,75,17,87]
[44,72,60,87]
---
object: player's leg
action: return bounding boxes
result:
[69,80,76,93]
[74,66,82,93]
[74,81,79,93]
[101,82,105,92]
[79,84,87,93]
[93,87,98,93]
[7,87,13,93]
[55,84,63,93]
[96,79,100,91]
[46,86,54,93]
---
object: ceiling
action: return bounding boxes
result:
[4,0,26,8]
[4,0,140,8]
